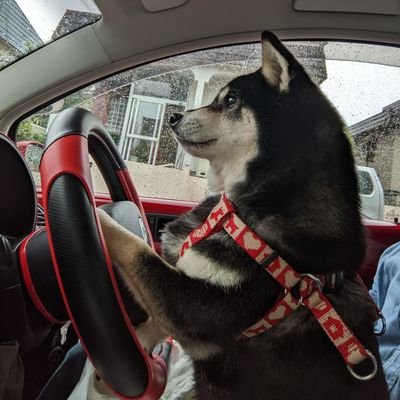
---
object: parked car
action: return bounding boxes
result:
[357,166,385,221]
[0,1,400,399]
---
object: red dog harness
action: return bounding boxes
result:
[180,193,377,380]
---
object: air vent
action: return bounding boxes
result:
[36,203,46,228]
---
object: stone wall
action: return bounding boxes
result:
[92,161,208,201]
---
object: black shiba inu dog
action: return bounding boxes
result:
[98,31,388,399]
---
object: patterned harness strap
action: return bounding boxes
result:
[180,193,378,380]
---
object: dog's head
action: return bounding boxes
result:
[169,31,330,191]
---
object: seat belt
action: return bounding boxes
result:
[36,342,86,400]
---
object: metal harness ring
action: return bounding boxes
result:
[346,350,378,381]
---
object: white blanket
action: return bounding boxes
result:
[68,342,195,400]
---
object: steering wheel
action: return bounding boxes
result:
[38,107,168,399]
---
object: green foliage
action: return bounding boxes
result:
[109,131,120,145]
[23,40,39,53]
[17,120,46,144]
[132,140,149,163]
[18,120,32,136]
[156,131,177,165]
[31,115,49,128]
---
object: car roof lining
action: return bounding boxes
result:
[1,0,399,132]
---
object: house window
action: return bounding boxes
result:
[106,96,128,144]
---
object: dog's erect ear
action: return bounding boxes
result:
[261,31,292,92]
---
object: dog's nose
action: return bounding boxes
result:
[169,113,183,127]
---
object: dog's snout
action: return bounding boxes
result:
[170,113,183,127]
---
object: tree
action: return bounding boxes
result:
[17,120,46,144]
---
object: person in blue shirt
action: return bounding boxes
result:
[370,241,400,399]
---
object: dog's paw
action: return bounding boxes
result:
[97,207,151,267]
[97,208,118,241]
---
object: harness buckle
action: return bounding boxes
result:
[288,274,323,306]
[301,274,323,304]
[300,273,323,291]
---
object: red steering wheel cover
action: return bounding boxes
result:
[40,108,167,399]
[19,228,64,324]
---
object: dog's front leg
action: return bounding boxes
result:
[97,209,245,359]
[97,208,168,280]
[98,209,192,334]
[97,208,178,314]
[97,209,171,348]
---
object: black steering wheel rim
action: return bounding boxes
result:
[39,107,167,399]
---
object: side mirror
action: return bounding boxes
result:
[24,143,44,172]
[17,142,44,186]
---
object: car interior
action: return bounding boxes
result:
[0,0,400,399]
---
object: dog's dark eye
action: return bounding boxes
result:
[224,94,237,107]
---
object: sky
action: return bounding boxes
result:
[321,60,400,126]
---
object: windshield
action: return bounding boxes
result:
[0,0,101,70]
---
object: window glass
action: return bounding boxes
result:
[0,0,101,70]
[358,170,374,196]
[16,41,400,220]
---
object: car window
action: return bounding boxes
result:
[358,171,374,196]
[0,0,101,70]
[16,41,400,219]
